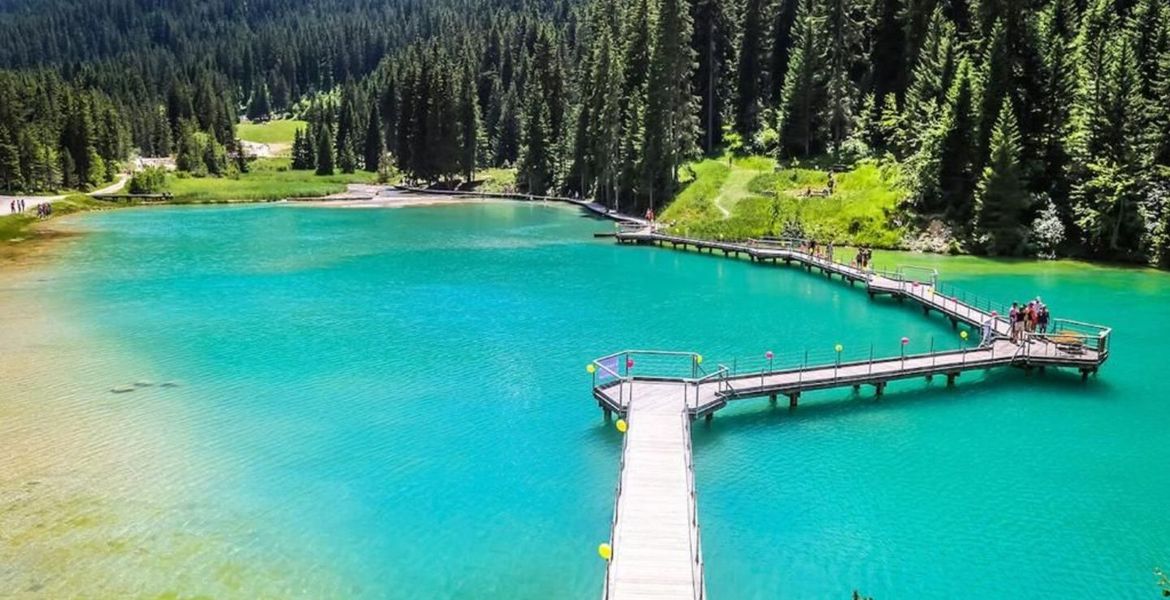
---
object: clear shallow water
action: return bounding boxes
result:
[3,202,1169,598]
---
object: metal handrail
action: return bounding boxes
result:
[680,413,704,599]
[601,407,632,600]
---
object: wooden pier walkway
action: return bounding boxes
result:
[605,391,704,600]
[592,228,1112,599]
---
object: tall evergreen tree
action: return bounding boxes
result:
[0,126,21,191]
[821,0,865,154]
[692,0,735,152]
[246,82,272,121]
[1036,0,1079,225]
[912,57,981,222]
[976,98,1031,255]
[1149,45,1170,166]
[315,124,335,176]
[458,64,481,183]
[641,0,699,210]
[1070,33,1148,257]
[900,7,957,155]
[735,0,768,140]
[769,0,801,104]
[518,76,552,193]
[363,99,383,172]
[778,2,825,157]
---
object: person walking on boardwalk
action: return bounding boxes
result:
[980,312,996,347]
[1009,302,1022,344]
[1037,302,1050,334]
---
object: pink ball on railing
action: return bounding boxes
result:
[901,336,910,345]
[626,358,635,369]
[765,351,774,360]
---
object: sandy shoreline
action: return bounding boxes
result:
[286,188,524,209]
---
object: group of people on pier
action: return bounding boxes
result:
[854,246,873,269]
[978,298,1052,346]
[1009,299,1050,343]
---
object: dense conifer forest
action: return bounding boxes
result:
[1,0,1169,265]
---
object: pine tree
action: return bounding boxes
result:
[1150,46,1170,166]
[867,0,906,102]
[976,98,1031,255]
[1036,0,1079,224]
[315,124,335,176]
[590,23,624,205]
[518,76,552,194]
[641,0,699,210]
[1070,34,1148,257]
[494,86,520,167]
[735,0,768,140]
[900,7,957,155]
[0,126,21,191]
[293,128,315,170]
[693,0,735,153]
[175,120,205,175]
[458,64,480,183]
[363,99,383,172]
[246,82,272,121]
[203,135,227,176]
[336,86,359,174]
[768,0,801,104]
[911,57,980,223]
[779,3,825,157]
[977,21,1013,167]
[821,0,865,155]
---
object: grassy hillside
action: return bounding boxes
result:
[167,158,377,202]
[661,155,908,248]
[237,120,306,145]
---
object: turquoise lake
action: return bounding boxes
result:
[2,202,1168,598]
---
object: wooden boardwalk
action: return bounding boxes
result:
[605,387,703,600]
[593,229,1112,599]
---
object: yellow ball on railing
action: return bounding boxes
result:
[586,364,597,374]
[615,419,628,433]
[835,343,844,353]
[695,354,703,365]
[598,543,613,560]
[960,331,969,340]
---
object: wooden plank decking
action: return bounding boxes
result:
[605,385,703,600]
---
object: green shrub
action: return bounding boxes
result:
[129,167,168,194]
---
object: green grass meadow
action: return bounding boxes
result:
[237,120,306,145]
[662,155,908,248]
[167,158,377,202]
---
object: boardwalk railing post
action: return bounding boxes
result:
[869,344,874,375]
[931,336,935,368]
